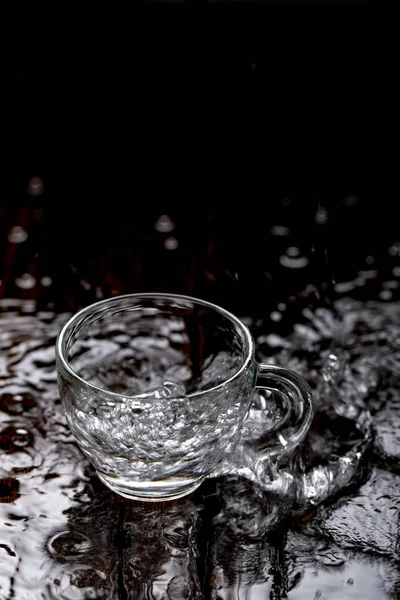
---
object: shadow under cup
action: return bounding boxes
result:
[56,294,257,501]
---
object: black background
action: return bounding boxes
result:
[2,2,371,320]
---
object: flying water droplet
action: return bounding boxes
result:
[164,237,179,250]
[287,246,300,257]
[155,214,175,233]
[40,276,52,287]
[270,311,282,322]
[280,254,309,269]
[379,290,392,301]
[270,225,290,237]
[7,226,28,244]
[389,242,400,256]
[27,176,44,196]
[315,206,329,225]
[15,274,36,289]
[343,195,359,206]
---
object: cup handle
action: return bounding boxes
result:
[248,364,314,460]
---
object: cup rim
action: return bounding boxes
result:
[56,293,255,400]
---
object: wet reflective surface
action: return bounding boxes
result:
[1,288,400,599]
[1,197,400,598]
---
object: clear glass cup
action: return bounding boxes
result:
[56,294,313,502]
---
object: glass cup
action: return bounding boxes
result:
[56,294,314,502]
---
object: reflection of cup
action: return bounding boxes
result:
[56,294,313,502]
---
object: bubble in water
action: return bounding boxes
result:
[155,214,175,233]
[15,273,36,289]
[27,176,44,196]
[154,381,186,398]
[165,237,179,250]
[7,226,28,244]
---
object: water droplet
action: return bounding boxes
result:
[287,246,300,257]
[15,273,36,289]
[347,578,354,585]
[278,303,286,311]
[270,311,282,322]
[379,290,392,301]
[21,300,36,313]
[383,280,399,289]
[343,195,359,206]
[80,280,91,291]
[280,254,309,269]
[318,552,345,567]
[315,206,329,225]
[359,270,378,280]
[47,530,92,559]
[0,426,33,452]
[334,281,354,293]
[164,237,179,250]
[389,242,400,256]
[27,176,44,196]
[366,255,375,265]
[7,226,28,244]
[282,197,291,206]
[393,266,400,277]
[240,317,253,326]
[155,214,175,233]
[270,225,290,237]
[0,393,37,415]
[40,276,52,287]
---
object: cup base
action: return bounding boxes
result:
[97,472,205,502]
